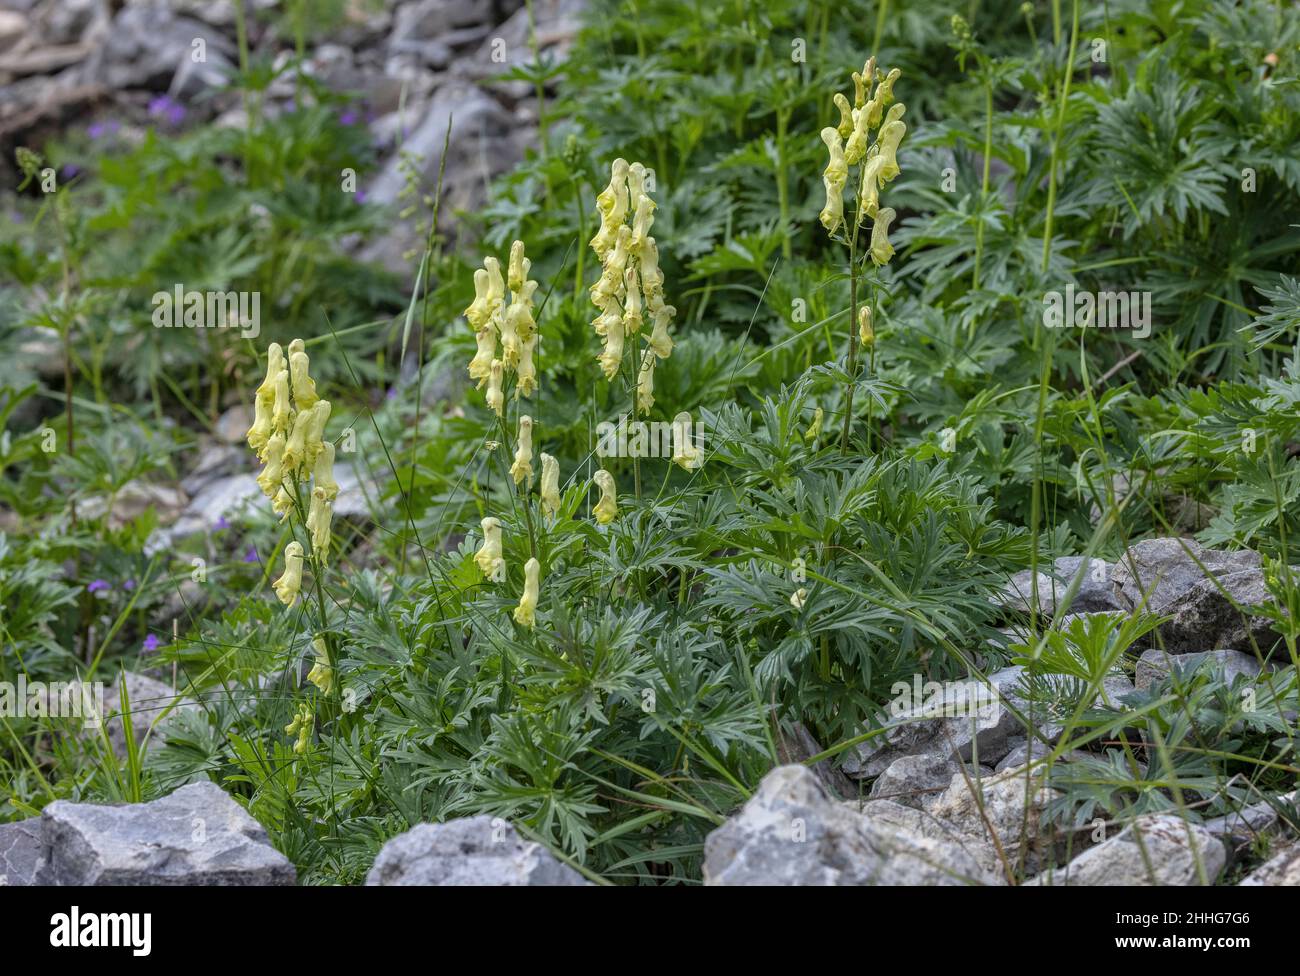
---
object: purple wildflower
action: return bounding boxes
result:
[123,579,136,591]
[243,546,259,564]
[340,108,359,126]
[148,95,187,127]
[215,515,230,530]
[87,579,110,594]
[87,120,120,140]
[143,633,162,652]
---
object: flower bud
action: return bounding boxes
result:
[513,557,540,628]
[858,306,874,347]
[539,453,561,519]
[672,412,703,470]
[510,415,535,487]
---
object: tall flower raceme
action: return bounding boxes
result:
[817,57,906,451]
[465,241,540,412]
[246,338,341,751]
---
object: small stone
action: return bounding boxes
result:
[1110,538,1259,614]
[929,765,1062,873]
[365,815,588,886]
[1026,814,1225,886]
[1239,843,1300,886]
[704,765,999,885]
[1157,568,1291,655]
[868,753,964,808]
[0,818,42,886]
[36,782,295,885]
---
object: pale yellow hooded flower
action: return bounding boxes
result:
[622,266,643,335]
[283,406,312,475]
[539,453,561,519]
[288,342,318,412]
[647,303,675,359]
[513,557,540,628]
[312,441,339,501]
[248,342,285,455]
[307,488,333,556]
[307,636,333,695]
[858,305,874,347]
[486,359,505,416]
[484,257,506,317]
[876,108,906,184]
[303,400,331,469]
[274,541,305,607]
[597,319,625,379]
[819,128,848,234]
[636,349,656,415]
[593,469,618,524]
[474,516,504,579]
[804,406,824,441]
[510,415,535,487]
[672,411,704,470]
[508,239,529,294]
[590,158,631,260]
[516,335,537,398]
[833,93,854,139]
[852,57,875,109]
[256,432,286,499]
[464,268,493,331]
[271,368,292,436]
[856,154,885,223]
[869,207,897,266]
[498,305,521,370]
[469,325,496,387]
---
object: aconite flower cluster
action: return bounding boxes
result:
[589,158,674,414]
[246,338,339,608]
[465,239,540,412]
[818,57,906,267]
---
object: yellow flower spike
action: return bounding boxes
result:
[869,207,897,266]
[307,637,333,695]
[833,93,854,139]
[852,56,876,108]
[256,433,286,499]
[597,319,625,379]
[312,440,339,501]
[858,306,875,347]
[539,453,561,519]
[804,406,824,441]
[469,325,496,387]
[274,541,305,607]
[636,349,656,415]
[286,702,312,753]
[486,359,505,416]
[483,257,506,316]
[623,266,643,335]
[876,114,907,183]
[856,154,885,223]
[819,128,848,233]
[592,469,618,524]
[464,268,493,330]
[513,557,540,628]
[510,415,535,487]
[516,335,537,398]
[671,411,704,470]
[307,488,333,557]
[474,516,504,579]
[271,368,292,435]
[289,349,319,411]
[647,303,675,359]
[508,240,528,294]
